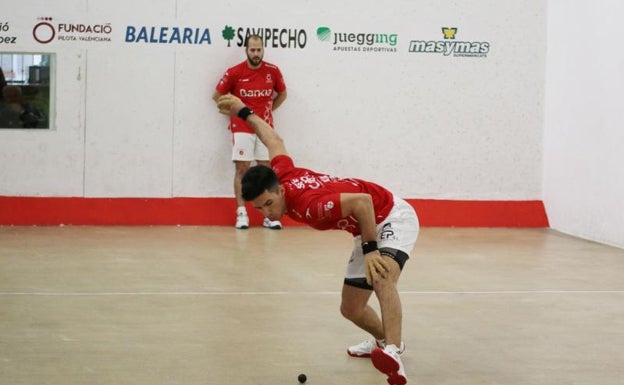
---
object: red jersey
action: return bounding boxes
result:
[215,60,286,134]
[271,155,394,236]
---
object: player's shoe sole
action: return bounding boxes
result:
[347,340,404,358]
[346,350,371,358]
[371,348,407,385]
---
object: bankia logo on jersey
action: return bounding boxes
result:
[125,24,211,45]
[220,25,307,48]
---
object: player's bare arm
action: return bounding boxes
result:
[340,193,390,285]
[212,91,226,115]
[212,90,224,103]
[217,94,287,160]
[272,90,287,111]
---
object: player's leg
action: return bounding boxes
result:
[233,161,251,228]
[374,197,419,347]
[372,256,403,347]
[368,250,407,385]
[342,238,390,357]
[232,133,255,229]
[341,283,382,338]
[234,161,251,206]
[370,197,419,385]
[255,137,282,229]
[341,283,386,357]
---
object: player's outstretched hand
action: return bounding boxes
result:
[217,94,245,116]
[364,251,390,286]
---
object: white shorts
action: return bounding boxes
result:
[344,196,420,289]
[231,132,269,161]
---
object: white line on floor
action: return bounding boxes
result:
[1,290,623,296]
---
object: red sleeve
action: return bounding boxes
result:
[215,66,237,94]
[274,67,286,93]
[271,154,294,178]
[305,193,344,223]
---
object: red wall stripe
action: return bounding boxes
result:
[0,196,549,227]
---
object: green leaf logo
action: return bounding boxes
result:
[317,27,331,42]
[222,25,235,47]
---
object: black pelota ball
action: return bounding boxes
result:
[298,373,307,383]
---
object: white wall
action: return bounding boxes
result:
[1,1,545,201]
[543,0,624,248]
[3,1,621,247]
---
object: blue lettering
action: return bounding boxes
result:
[124,25,211,45]
[125,26,136,42]
[183,28,192,44]
[137,27,148,42]
[199,28,211,44]
[170,28,180,43]
[149,27,158,43]
[159,27,168,43]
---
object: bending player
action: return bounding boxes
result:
[217,94,420,385]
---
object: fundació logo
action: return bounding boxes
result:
[32,16,113,44]
[32,17,55,44]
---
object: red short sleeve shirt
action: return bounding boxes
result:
[271,155,394,236]
[216,61,286,134]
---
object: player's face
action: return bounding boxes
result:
[246,38,264,68]
[251,186,286,221]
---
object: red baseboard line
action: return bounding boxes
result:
[0,196,549,227]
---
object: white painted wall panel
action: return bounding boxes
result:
[172,50,232,197]
[2,0,546,200]
[543,0,624,248]
[83,48,175,197]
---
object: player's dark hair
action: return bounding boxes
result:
[244,34,264,48]
[241,165,280,201]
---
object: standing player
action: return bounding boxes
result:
[213,34,287,230]
[217,94,419,385]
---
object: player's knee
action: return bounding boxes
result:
[372,275,397,295]
[340,301,363,321]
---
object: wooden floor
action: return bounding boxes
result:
[1,226,623,385]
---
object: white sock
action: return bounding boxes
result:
[237,207,247,215]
